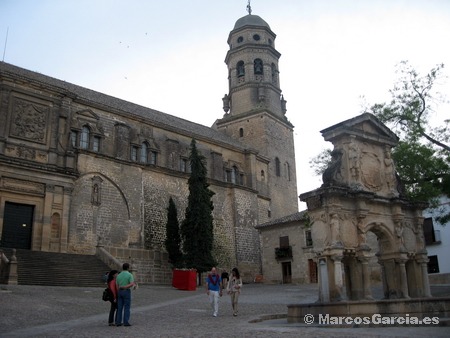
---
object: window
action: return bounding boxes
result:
[237,61,245,77]
[80,126,90,149]
[254,58,263,75]
[280,236,289,248]
[239,128,244,137]
[271,63,277,84]
[428,255,439,273]
[253,34,260,41]
[231,166,238,184]
[237,36,243,43]
[305,230,313,247]
[180,158,187,172]
[92,136,100,152]
[286,162,291,181]
[261,170,265,181]
[71,131,78,148]
[131,146,138,162]
[423,217,441,245]
[150,151,157,165]
[140,142,148,163]
[275,157,281,177]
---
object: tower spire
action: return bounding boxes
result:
[246,0,252,15]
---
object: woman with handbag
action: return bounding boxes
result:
[106,270,119,326]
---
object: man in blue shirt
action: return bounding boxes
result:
[205,267,222,317]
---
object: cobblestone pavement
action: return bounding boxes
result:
[1,283,449,337]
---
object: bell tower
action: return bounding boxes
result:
[214,6,298,220]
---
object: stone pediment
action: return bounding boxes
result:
[75,109,99,121]
[320,113,398,147]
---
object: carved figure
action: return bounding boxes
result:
[330,213,342,245]
[322,148,343,186]
[384,148,397,195]
[348,138,361,181]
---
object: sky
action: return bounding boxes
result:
[1,0,450,210]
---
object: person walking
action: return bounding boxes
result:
[227,267,243,316]
[115,263,136,327]
[205,267,222,317]
[106,270,119,326]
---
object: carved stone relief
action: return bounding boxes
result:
[10,98,48,143]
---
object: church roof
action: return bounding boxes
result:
[255,210,307,229]
[0,62,247,151]
[233,14,271,30]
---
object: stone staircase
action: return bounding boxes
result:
[1,248,110,287]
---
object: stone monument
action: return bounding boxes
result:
[288,113,449,323]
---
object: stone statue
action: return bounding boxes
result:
[322,148,343,186]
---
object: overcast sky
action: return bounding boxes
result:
[1,0,450,210]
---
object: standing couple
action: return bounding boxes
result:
[206,267,242,317]
[105,262,137,327]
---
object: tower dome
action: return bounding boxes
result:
[233,14,271,31]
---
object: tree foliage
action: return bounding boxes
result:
[180,139,216,273]
[164,197,183,267]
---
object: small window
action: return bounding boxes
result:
[275,157,281,177]
[286,162,291,181]
[428,255,439,274]
[271,63,277,84]
[131,146,138,162]
[92,136,100,152]
[140,143,148,163]
[71,131,78,148]
[305,230,313,247]
[253,34,260,41]
[280,236,289,248]
[237,61,245,77]
[237,36,243,43]
[180,158,187,172]
[268,209,271,218]
[239,128,244,137]
[254,58,263,75]
[80,126,90,149]
[261,170,265,181]
[150,151,157,165]
[423,217,440,245]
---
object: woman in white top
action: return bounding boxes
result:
[226,267,243,316]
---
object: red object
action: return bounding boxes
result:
[172,269,197,291]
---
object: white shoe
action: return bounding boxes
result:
[213,313,217,317]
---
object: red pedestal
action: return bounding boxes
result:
[172,269,197,291]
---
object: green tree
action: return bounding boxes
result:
[180,139,216,273]
[164,197,183,267]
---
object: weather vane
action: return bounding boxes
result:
[246,0,252,15]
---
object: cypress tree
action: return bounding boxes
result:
[180,139,216,273]
[164,197,183,267]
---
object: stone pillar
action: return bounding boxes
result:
[358,256,373,300]
[397,259,410,299]
[418,259,432,298]
[7,249,18,285]
[378,258,389,299]
[318,258,330,303]
[331,255,346,300]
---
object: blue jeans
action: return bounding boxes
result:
[116,289,131,325]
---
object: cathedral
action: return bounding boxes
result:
[0,10,298,283]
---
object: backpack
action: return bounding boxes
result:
[102,287,113,302]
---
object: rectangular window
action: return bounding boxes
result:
[131,146,138,162]
[279,236,289,248]
[180,158,187,172]
[92,136,100,152]
[423,217,439,245]
[71,131,78,148]
[305,230,313,247]
[150,151,157,165]
[427,255,439,274]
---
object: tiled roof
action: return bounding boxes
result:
[256,210,307,229]
[0,62,247,151]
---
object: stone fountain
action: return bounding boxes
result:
[290,113,450,323]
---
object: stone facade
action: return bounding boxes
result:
[0,13,298,284]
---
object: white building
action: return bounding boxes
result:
[423,195,450,283]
